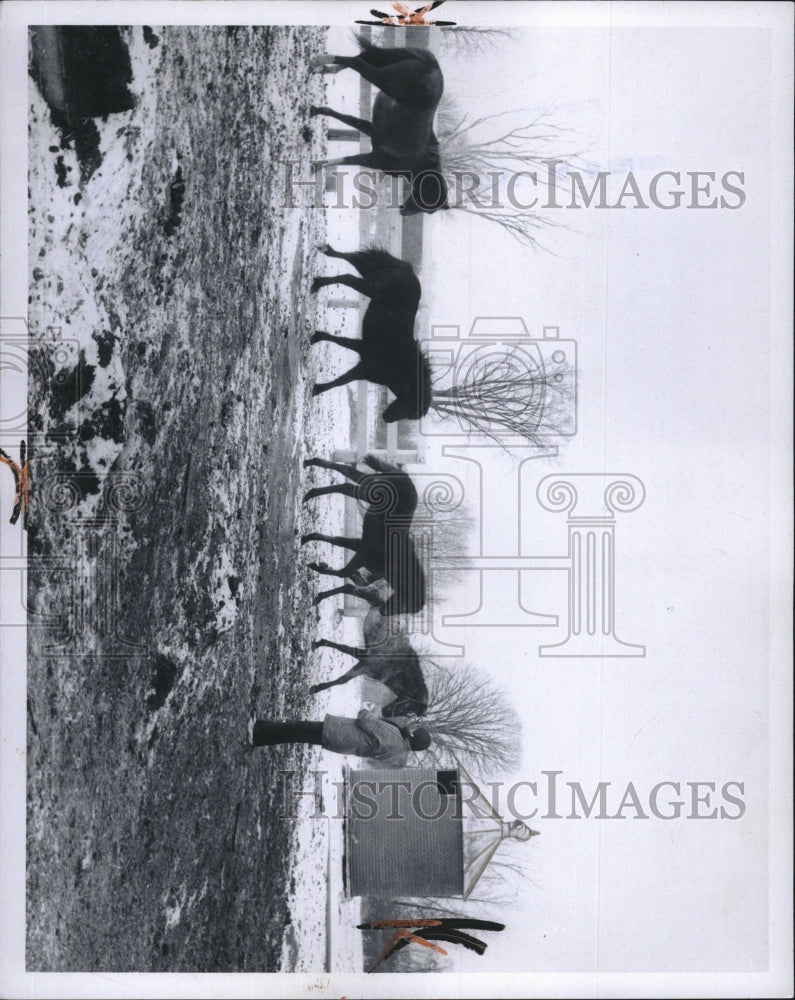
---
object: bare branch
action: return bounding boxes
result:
[437,26,513,56]
[411,661,522,776]
[433,95,587,250]
[429,345,576,447]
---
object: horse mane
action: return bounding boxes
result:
[363,244,415,273]
[418,347,434,412]
[424,137,443,169]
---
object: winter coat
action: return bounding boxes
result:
[322,709,410,763]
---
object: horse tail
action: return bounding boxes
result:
[354,245,413,276]
[355,31,377,53]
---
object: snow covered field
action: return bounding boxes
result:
[25,24,373,973]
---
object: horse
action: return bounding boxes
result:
[301,454,427,616]
[310,608,428,718]
[310,35,449,215]
[311,246,574,447]
[310,244,433,423]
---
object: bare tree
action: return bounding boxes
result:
[413,661,522,776]
[429,345,575,447]
[434,97,586,250]
[421,496,475,600]
[437,26,513,55]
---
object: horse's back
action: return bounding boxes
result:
[361,456,419,518]
[360,264,421,356]
[371,94,439,164]
[384,535,426,613]
[383,48,443,107]
[358,41,444,109]
[361,609,427,700]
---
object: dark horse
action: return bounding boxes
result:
[311,610,428,718]
[301,454,426,616]
[310,35,449,215]
[310,244,432,423]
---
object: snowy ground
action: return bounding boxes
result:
[25,25,378,972]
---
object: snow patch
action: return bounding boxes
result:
[210,545,240,635]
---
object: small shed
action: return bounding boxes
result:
[345,767,464,898]
[344,765,539,899]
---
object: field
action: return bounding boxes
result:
[25,26,351,971]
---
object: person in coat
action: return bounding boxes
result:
[249,709,431,763]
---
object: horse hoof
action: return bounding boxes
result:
[311,384,322,397]
[313,594,323,607]
[310,331,323,344]
[315,243,332,255]
[309,105,322,117]
[310,54,329,71]
[309,684,320,694]
[300,533,311,544]
[303,458,317,469]
[302,491,316,504]
[310,278,323,294]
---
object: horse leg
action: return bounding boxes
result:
[312,639,365,658]
[316,244,346,259]
[302,483,359,503]
[316,245,374,273]
[313,151,383,173]
[310,54,346,74]
[309,106,373,137]
[307,562,351,576]
[311,273,369,295]
[303,457,371,485]
[309,659,368,695]
[312,363,366,396]
[310,332,364,353]
[301,532,361,549]
[313,584,358,607]
[342,52,437,106]
[306,546,366,576]
[318,248,396,279]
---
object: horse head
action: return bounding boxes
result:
[382,350,434,422]
[382,694,428,719]
[400,168,450,216]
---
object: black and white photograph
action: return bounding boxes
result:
[0,1,792,996]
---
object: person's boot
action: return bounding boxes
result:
[252,721,283,746]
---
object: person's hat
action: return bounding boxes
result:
[408,727,431,751]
